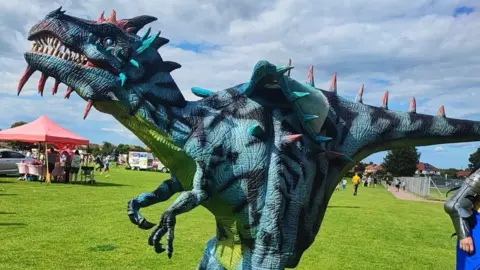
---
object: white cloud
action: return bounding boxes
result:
[434,146,445,152]
[0,1,479,156]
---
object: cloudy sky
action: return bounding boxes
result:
[0,1,479,169]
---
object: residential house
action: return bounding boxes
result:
[415,162,441,176]
[364,164,384,174]
[456,170,471,178]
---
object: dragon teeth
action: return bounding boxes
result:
[30,35,89,65]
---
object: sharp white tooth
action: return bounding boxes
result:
[48,48,53,55]
[43,47,48,53]
[47,37,51,45]
[55,40,60,48]
[41,38,47,46]
[53,49,59,56]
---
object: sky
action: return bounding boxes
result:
[0,1,479,169]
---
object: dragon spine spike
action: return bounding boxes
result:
[106,10,117,23]
[291,91,310,101]
[119,73,127,86]
[437,105,446,117]
[408,97,416,113]
[191,87,213,98]
[247,124,265,138]
[381,90,389,109]
[129,59,140,68]
[303,114,319,121]
[307,66,315,87]
[355,84,364,103]
[287,59,292,77]
[98,11,105,23]
[282,134,302,144]
[315,136,333,142]
[328,72,337,93]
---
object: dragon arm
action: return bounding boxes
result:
[444,169,480,239]
[128,175,184,230]
[148,163,210,258]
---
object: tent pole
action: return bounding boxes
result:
[45,142,50,184]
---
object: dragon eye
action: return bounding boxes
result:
[103,37,114,47]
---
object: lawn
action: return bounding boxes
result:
[0,167,458,269]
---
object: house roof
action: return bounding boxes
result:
[416,162,438,171]
[456,170,471,177]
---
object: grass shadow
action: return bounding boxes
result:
[70,182,129,187]
[0,212,16,214]
[0,193,19,196]
[89,244,116,252]
[327,206,361,209]
[0,222,26,227]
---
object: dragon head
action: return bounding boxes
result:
[18,7,186,119]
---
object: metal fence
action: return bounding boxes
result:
[397,176,431,197]
[394,176,465,198]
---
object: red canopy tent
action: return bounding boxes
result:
[0,115,89,183]
[0,115,88,145]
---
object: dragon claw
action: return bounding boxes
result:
[127,199,156,230]
[149,211,176,258]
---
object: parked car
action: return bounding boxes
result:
[0,149,34,175]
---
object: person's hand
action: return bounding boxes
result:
[460,237,475,253]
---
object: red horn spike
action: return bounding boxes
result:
[381,90,389,109]
[18,66,36,96]
[408,97,416,113]
[437,105,446,117]
[283,134,303,144]
[329,72,337,93]
[107,10,117,23]
[355,84,364,103]
[98,11,105,23]
[64,87,74,99]
[83,99,94,120]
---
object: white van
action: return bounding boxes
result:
[128,152,153,170]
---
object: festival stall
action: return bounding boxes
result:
[0,115,89,183]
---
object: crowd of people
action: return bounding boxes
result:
[20,148,112,182]
[335,173,407,197]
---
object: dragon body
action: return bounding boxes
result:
[18,8,480,269]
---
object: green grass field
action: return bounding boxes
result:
[0,168,458,269]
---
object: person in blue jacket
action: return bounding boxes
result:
[445,163,480,270]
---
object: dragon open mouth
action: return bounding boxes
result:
[30,35,88,65]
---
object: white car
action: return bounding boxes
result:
[0,149,33,175]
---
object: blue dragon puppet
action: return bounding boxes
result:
[17,8,480,270]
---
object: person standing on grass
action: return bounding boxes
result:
[445,164,480,270]
[70,150,81,182]
[341,178,347,192]
[352,173,361,196]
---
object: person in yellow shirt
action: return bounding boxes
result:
[352,173,361,196]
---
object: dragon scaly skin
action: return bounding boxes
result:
[17,8,480,270]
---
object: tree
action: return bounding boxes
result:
[440,168,460,177]
[383,147,420,177]
[8,121,35,151]
[101,141,114,156]
[117,144,130,154]
[468,148,480,170]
